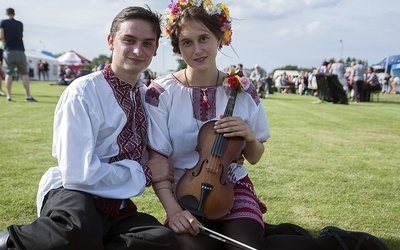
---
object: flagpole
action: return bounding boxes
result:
[385,55,389,74]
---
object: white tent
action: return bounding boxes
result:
[57,51,91,66]
[57,51,83,66]
[25,50,59,81]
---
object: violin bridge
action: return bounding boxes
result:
[206,166,218,175]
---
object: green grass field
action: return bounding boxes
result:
[1,81,399,249]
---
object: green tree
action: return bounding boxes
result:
[91,54,112,70]
[345,57,368,67]
[271,65,314,74]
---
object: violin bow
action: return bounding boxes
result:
[198,223,258,250]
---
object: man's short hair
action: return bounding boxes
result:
[6,8,15,15]
[110,6,161,45]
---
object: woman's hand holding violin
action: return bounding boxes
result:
[214,116,264,165]
[214,116,257,143]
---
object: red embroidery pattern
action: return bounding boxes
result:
[192,87,216,121]
[221,175,266,229]
[145,82,165,107]
[102,65,147,164]
[245,83,261,106]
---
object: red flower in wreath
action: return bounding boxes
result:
[226,74,241,90]
[223,68,247,93]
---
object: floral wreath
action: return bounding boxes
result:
[223,68,251,94]
[164,0,232,49]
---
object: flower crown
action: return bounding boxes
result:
[164,0,232,49]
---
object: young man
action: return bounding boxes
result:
[0,8,36,102]
[0,6,178,250]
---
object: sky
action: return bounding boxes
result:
[2,0,399,75]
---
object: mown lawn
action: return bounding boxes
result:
[0,81,399,249]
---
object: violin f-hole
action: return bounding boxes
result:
[192,159,208,177]
[218,163,227,186]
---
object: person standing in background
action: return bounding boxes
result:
[317,60,329,74]
[28,59,34,79]
[250,64,266,98]
[382,73,390,94]
[330,58,348,94]
[0,8,36,102]
[236,63,244,76]
[37,59,44,80]
[42,60,49,81]
[0,40,5,96]
[349,60,366,103]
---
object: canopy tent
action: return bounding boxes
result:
[372,54,400,72]
[25,50,59,81]
[57,51,91,71]
[57,50,91,65]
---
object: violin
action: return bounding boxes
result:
[175,89,245,219]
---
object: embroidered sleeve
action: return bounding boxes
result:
[145,82,165,107]
[244,83,261,105]
[141,163,153,187]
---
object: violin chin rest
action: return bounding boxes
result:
[179,195,206,218]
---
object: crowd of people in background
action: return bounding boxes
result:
[223,58,398,102]
[3,53,398,101]
[49,58,158,87]
[313,58,397,102]
[0,10,397,102]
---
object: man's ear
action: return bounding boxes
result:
[153,44,159,57]
[107,34,114,51]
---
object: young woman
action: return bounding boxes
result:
[145,1,388,249]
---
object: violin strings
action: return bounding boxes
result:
[205,89,237,185]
